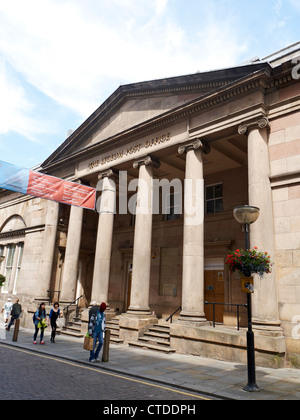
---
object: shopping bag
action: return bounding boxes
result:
[83,335,94,351]
[38,319,48,330]
[56,317,65,328]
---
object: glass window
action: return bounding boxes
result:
[13,243,24,294]
[2,244,16,293]
[206,184,223,215]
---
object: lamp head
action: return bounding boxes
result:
[233,205,260,225]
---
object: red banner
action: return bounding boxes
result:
[26,172,96,210]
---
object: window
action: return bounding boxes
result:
[165,192,181,221]
[206,184,223,215]
[0,242,24,294]
[13,243,24,294]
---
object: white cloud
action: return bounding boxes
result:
[0,0,248,140]
[0,58,47,141]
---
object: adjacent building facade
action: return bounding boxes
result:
[1,45,300,368]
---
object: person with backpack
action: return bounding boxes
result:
[33,302,47,344]
[6,298,22,331]
[88,302,107,363]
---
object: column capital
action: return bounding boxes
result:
[238,117,270,135]
[178,139,211,155]
[98,169,118,181]
[133,156,160,170]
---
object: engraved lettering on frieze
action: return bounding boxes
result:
[87,133,171,171]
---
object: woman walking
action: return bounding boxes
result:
[49,302,61,343]
[33,302,47,344]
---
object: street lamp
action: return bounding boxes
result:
[233,205,260,393]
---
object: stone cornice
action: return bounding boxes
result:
[0,225,45,239]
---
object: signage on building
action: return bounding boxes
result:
[0,160,96,210]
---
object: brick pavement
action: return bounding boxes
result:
[0,324,300,400]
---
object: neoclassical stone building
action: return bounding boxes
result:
[1,44,300,368]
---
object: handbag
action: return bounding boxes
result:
[83,334,94,351]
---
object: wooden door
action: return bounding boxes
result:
[204,271,225,324]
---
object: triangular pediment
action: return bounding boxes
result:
[42,63,270,168]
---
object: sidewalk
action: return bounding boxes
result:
[1,326,300,400]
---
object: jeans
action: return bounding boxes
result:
[89,330,104,361]
[34,325,44,342]
[7,314,20,331]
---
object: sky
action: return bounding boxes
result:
[0,0,299,169]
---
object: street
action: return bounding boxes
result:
[0,344,214,403]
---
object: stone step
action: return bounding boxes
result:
[138,337,171,347]
[128,341,176,354]
[60,329,84,338]
[143,331,170,342]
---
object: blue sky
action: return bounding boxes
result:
[0,0,299,168]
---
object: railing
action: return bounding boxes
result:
[166,306,182,324]
[205,301,248,331]
[63,295,83,323]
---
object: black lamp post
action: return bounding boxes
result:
[233,205,260,393]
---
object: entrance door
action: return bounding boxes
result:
[204,270,225,324]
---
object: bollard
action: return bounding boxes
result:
[102,329,111,363]
[12,318,20,342]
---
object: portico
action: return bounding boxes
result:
[2,50,300,368]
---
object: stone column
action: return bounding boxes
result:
[36,201,59,298]
[127,156,159,315]
[60,204,84,303]
[91,169,116,305]
[178,139,210,324]
[238,118,282,331]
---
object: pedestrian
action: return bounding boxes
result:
[49,302,61,343]
[6,298,22,331]
[33,302,47,345]
[88,302,107,363]
[2,297,12,327]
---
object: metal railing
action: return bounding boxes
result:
[205,301,248,331]
[166,306,182,324]
[63,295,83,323]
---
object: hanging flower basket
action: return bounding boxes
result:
[0,274,5,287]
[225,247,272,278]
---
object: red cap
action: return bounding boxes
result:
[100,302,107,312]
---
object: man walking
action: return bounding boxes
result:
[6,298,22,331]
[88,302,106,363]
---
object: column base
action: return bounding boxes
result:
[253,318,284,335]
[178,311,208,326]
[119,312,158,343]
[127,306,152,316]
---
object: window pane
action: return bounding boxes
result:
[215,184,223,198]
[215,199,223,213]
[206,200,215,214]
[206,186,214,200]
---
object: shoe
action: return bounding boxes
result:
[40,341,45,345]
[89,359,96,363]
[95,358,101,362]
[33,341,37,344]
